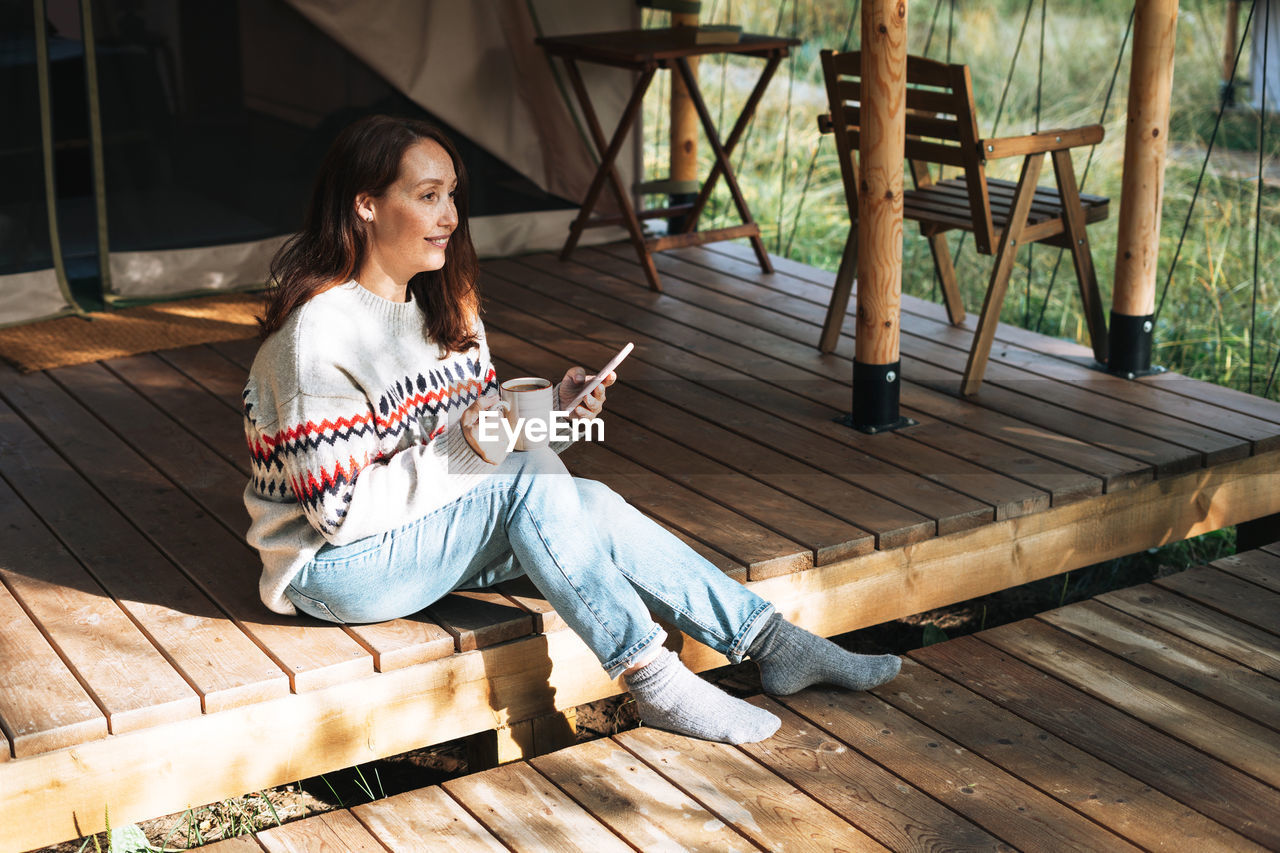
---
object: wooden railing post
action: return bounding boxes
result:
[1109,0,1178,378]
[1222,0,1240,106]
[851,0,911,432]
[670,7,700,228]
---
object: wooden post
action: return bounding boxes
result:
[851,0,911,432]
[670,9,700,227]
[1109,0,1178,378]
[1222,0,1240,106]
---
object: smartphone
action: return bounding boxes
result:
[562,342,633,412]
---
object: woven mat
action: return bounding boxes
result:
[0,292,264,373]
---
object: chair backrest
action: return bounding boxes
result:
[819,49,997,254]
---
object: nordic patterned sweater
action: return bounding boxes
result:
[242,280,556,615]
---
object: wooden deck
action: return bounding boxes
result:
[2,242,1279,850]
[213,548,1280,852]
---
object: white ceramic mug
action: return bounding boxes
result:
[499,377,554,451]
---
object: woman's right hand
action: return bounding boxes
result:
[461,394,509,466]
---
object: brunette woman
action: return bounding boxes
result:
[243,114,900,745]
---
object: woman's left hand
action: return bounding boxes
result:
[556,366,616,420]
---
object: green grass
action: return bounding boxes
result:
[641,0,1280,399]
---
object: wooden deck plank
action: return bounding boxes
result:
[482,269,967,537]
[442,762,634,853]
[899,418,1100,506]
[496,577,568,634]
[341,614,458,673]
[1210,549,1280,593]
[0,475,201,735]
[0,393,289,714]
[1140,370,1280,425]
[913,635,1280,847]
[876,658,1264,852]
[532,424,815,580]
[896,381,1149,493]
[586,245,1224,472]
[566,408,885,562]
[531,737,763,852]
[159,343,256,410]
[521,248,1069,517]
[427,592,536,653]
[349,786,508,852]
[740,697,1014,851]
[650,245,1208,468]
[1098,583,1280,676]
[778,688,1141,852]
[900,337,1217,472]
[1040,600,1280,729]
[54,359,455,678]
[0,368,372,693]
[256,809,386,853]
[701,239,1280,429]
[106,353,251,473]
[1155,567,1280,635]
[147,343,459,673]
[486,259,1002,538]
[616,726,889,852]
[900,346,1196,475]
[0,580,107,757]
[660,521,749,581]
[56,360,251,535]
[933,326,1280,453]
[489,309,958,550]
[670,248,1155,490]
[687,242,1266,468]
[980,619,1280,785]
[543,248,1195,480]
[624,245,1126,499]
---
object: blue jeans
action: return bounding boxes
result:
[285,447,774,677]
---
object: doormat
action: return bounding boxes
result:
[0,292,264,373]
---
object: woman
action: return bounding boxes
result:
[243,114,900,745]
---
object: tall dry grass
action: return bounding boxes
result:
[642,0,1279,398]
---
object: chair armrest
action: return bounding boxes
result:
[817,113,834,134]
[979,125,1104,160]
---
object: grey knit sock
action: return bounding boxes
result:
[625,649,780,745]
[749,614,901,696]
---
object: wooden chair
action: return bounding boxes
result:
[817,49,1111,395]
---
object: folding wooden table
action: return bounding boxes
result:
[537,28,800,291]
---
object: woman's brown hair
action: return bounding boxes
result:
[260,115,480,354]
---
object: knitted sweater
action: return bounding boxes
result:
[242,280,555,615]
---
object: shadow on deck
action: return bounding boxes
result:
[1,242,1278,850]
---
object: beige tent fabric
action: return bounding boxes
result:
[107,236,289,302]
[284,0,637,204]
[0,268,77,328]
[99,1,635,304]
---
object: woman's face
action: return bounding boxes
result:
[361,139,459,281]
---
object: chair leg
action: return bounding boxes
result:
[1051,149,1109,363]
[820,228,857,353]
[962,154,1044,396]
[926,231,965,325]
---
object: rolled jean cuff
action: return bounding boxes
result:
[726,601,776,663]
[603,625,667,680]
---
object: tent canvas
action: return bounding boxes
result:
[1,0,636,322]
[0,0,79,327]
